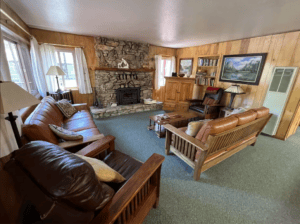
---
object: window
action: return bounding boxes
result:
[55,48,78,89]
[158,57,172,87]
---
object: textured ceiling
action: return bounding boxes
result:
[6,0,300,48]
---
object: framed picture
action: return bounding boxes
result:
[219,53,267,85]
[179,58,193,76]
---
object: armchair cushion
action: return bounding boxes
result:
[5,141,114,212]
[76,154,126,183]
[103,150,143,192]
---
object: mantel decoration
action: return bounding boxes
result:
[219,53,267,85]
[118,58,129,69]
[179,58,193,76]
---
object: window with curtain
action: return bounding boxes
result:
[158,57,172,87]
[55,47,78,89]
[3,39,37,94]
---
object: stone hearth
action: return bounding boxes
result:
[90,102,163,119]
[95,71,153,107]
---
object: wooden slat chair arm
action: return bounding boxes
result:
[164,124,208,151]
[58,134,105,149]
[75,135,115,157]
[91,153,165,224]
[72,103,88,111]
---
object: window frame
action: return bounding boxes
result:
[3,37,32,93]
[55,47,79,90]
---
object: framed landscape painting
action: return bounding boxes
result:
[179,58,193,76]
[219,53,267,85]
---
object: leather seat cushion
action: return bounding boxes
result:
[63,117,97,132]
[64,110,91,122]
[233,110,258,125]
[195,116,239,143]
[252,107,269,118]
[189,105,205,113]
[103,150,143,192]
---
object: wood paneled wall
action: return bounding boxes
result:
[0,0,30,41]
[31,28,177,106]
[176,31,300,140]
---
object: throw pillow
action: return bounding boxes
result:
[49,124,83,141]
[56,99,77,118]
[203,97,215,105]
[185,119,212,137]
[76,154,126,183]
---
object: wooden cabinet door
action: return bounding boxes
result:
[176,103,189,112]
[165,80,179,103]
[177,81,194,103]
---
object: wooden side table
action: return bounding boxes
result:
[219,107,234,118]
[47,90,74,104]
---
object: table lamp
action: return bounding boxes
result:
[0,81,41,148]
[46,66,66,93]
[225,84,245,109]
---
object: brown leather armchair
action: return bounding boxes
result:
[0,136,165,224]
[188,87,224,119]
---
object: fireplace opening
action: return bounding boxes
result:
[116,87,141,105]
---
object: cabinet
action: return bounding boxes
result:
[163,77,195,112]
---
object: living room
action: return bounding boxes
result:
[1,0,300,223]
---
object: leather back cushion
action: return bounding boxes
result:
[252,107,269,118]
[195,116,239,143]
[22,96,64,144]
[233,110,258,125]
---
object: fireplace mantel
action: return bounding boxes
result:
[93,67,155,72]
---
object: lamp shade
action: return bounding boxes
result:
[46,66,66,76]
[225,85,245,94]
[0,81,41,114]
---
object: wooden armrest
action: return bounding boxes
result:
[186,99,203,103]
[164,124,208,151]
[58,134,104,149]
[72,103,88,111]
[75,135,115,157]
[206,104,223,107]
[91,153,165,224]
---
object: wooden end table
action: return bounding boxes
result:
[147,111,200,138]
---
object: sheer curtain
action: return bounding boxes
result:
[30,37,48,97]
[171,56,176,73]
[40,44,58,92]
[0,29,22,156]
[155,55,162,90]
[75,48,92,94]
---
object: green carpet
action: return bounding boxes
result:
[94,110,300,224]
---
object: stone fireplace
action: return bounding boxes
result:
[116,87,141,105]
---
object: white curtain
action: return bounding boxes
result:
[75,48,92,94]
[0,29,22,156]
[171,56,176,73]
[30,37,48,97]
[155,55,162,90]
[40,44,58,92]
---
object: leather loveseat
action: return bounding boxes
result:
[165,107,272,180]
[22,96,103,149]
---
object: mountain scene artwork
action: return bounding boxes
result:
[220,54,267,85]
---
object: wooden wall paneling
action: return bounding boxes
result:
[0,0,30,40]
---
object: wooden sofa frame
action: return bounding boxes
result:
[0,135,165,224]
[164,114,272,180]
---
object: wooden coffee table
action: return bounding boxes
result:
[147,111,200,138]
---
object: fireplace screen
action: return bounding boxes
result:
[116,87,141,105]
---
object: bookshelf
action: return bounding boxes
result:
[196,55,220,87]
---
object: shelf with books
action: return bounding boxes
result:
[197,56,220,67]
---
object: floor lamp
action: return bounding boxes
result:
[0,81,41,148]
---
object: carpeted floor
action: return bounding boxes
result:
[94,110,300,224]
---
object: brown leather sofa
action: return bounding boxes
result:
[22,96,103,149]
[0,136,165,224]
[165,107,272,180]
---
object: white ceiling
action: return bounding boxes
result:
[6,0,300,48]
